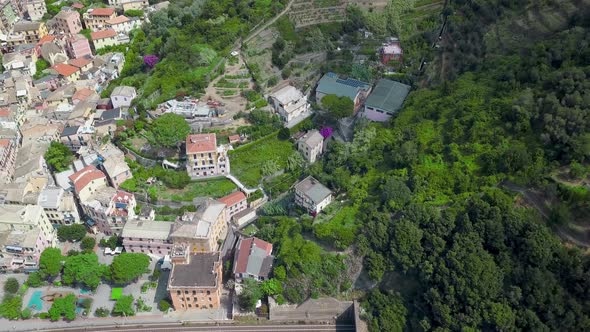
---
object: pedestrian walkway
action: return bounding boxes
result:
[225,174,260,195]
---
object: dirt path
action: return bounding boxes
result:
[242,0,295,45]
[203,55,252,120]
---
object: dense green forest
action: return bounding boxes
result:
[304,1,590,331]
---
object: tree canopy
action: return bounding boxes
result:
[57,224,87,242]
[62,253,106,290]
[39,247,63,278]
[48,294,76,321]
[112,295,135,316]
[148,113,191,147]
[321,94,354,119]
[110,253,150,285]
[44,142,74,172]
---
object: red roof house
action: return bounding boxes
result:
[232,237,274,281]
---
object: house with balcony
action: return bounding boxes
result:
[81,187,136,235]
[66,34,92,59]
[268,85,311,127]
[294,176,332,215]
[7,21,47,46]
[23,0,46,21]
[185,133,229,178]
[0,138,17,184]
[59,125,94,152]
[83,7,116,31]
[90,29,119,50]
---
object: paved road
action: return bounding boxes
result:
[39,323,356,332]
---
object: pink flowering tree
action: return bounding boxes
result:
[143,55,159,68]
[320,127,333,139]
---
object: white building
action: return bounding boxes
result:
[0,204,57,271]
[110,85,136,109]
[37,187,81,226]
[268,85,311,127]
[297,129,323,163]
[294,176,332,216]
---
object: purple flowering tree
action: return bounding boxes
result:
[320,127,333,139]
[143,55,159,68]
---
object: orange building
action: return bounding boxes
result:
[168,250,222,310]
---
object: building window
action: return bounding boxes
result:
[184,290,188,294]
[188,304,192,308]
[177,291,180,295]
[192,290,196,295]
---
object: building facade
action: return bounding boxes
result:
[110,85,136,109]
[54,10,82,34]
[268,85,311,126]
[83,7,116,31]
[122,219,173,257]
[185,133,229,178]
[297,129,323,163]
[90,29,119,50]
[168,251,223,310]
[37,187,81,225]
[218,190,247,221]
[0,138,17,184]
[169,199,227,253]
[294,176,333,215]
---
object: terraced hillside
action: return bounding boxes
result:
[288,0,388,27]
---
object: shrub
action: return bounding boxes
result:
[3,278,19,294]
[26,272,43,287]
[158,299,171,312]
[94,307,110,317]
[80,237,96,251]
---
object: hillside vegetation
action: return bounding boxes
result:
[300,1,590,330]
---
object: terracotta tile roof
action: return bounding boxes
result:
[68,165,106,194]
[106,15,130,25]
[233,237,273,277]
[228,134,240,142]
[72,3,84,9]
[218,191,246,207]
[186,133,217,154]
[69,57,92,68]
[0,139,11,147]
[89,7,115,16]
[0,108,11,117]
[38,35,56,45]
[72,88,94,102]
[90,29,117,40]
[52,63,79,77]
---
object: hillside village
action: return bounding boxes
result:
[0,0,452,330]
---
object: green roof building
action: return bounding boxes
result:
[363,79,411,122]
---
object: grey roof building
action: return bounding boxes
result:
[294,176,333,215]
[233,237,274,281]
[169,252,221,288]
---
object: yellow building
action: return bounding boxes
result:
[7,21,47,46]
[185,133,229,178]
[170,199,227,253]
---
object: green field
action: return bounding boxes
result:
[229,133,296,187]
[154,177,237,202]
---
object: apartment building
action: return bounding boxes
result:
[54,10,82,34]
[22,0,46,21]
[81,187,136,235]
[168,251,222,310]
[83,7,116,31]
[185,133,229,178]
[7,21,48,46]
[0,204,57,271]
[122,219,173,257]
[169,199,227,253]
[37,187,81,225]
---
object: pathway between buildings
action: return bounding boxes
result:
[225,174,259,195]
